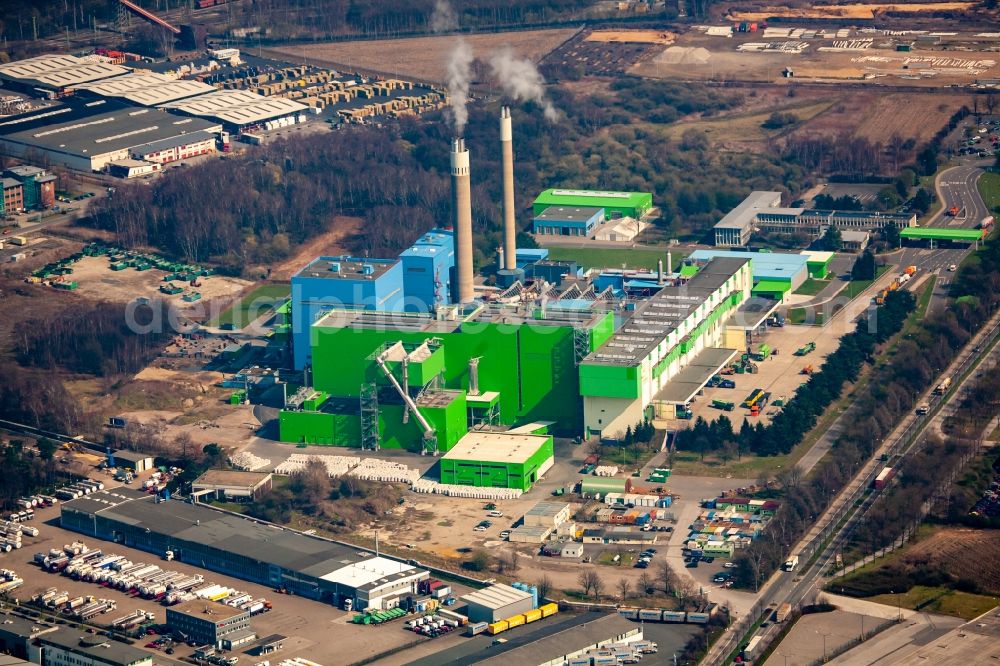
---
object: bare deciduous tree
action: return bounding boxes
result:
[578,570,601,598]
[535,575,552,602]
[617,577,631,602]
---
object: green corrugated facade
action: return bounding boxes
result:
[440,436,553,491]
[306,312,614,436]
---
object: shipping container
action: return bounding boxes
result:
[506,614,526,629]
[539,603,558,618]
[487,620,508,635]
[638,609,663,622]
[662,611,687,622]
[687,612,710,623]
[618,607,639,620]
[523,609,542,623]
[873,467,895,490]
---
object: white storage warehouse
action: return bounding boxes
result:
[74,72,215,106]
[523,501,571,529]
[0,100,222,171]
[461,583,534,623]
[0,54,128,94]
[159,89,308,131]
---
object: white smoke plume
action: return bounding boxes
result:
[489,48,560,122]
[446,40,474,135]
[431,0,459,33]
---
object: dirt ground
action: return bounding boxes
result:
[892,527,1000,594]
[69,256,251,310]
[728,2,977,21]
[585,30,676,45]
[266,28,579,82]
[0,502,432,666]
[269,216,361,280]
[630,32,1000,87]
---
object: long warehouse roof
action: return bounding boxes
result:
[460,583,532,610]
[0,54,129,90]
[61,488,372,579]
[75,72,215,106]
[534,188,652,209]
[0,100,221,159]
[159,89,307,125]
[583,256,749,367]
[442,432,550,465]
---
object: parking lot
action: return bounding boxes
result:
[677,322,839,428]
[0,501,439,665]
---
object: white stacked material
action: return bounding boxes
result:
[411,479,523,500]
[348,459,420,484]
[763,28,791,38]
[229,451,271,471]
[705,26,733,37]
[594,465,619,477]
[274,454,360,477]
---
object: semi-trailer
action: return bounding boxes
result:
[873,466,895,490]
[934,377,952,395]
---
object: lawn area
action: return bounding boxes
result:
[794,278,831,296]
[841,265,892,300]
[914,276,935,319]
[544,246,685,271]
[787,307,826,326]
[211,283,290,327]
[978,171,1000,213]
[868,585,1000,620]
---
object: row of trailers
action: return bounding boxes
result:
[36,542,271,614]
[0,518,39,553]
[616,607,713,624]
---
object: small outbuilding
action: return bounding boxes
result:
[111,450,155,473]
[460,583,534,624]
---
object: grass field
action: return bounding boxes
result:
[978,172,1000,213]
[543,246,686,271]
[657,101,835,144]
[794,278,831,296]
[211,283,290,328]
[787,307,826,326]
[868,585,1000,620]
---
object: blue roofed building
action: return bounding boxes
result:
[687,250,809,301]
[399,228,455,314]
[291,257,404,370]
[533,206,605,237]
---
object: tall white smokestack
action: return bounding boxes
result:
[500,106,517,271]
[666,251,672,276]
[451,138,475,303]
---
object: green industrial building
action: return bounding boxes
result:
[532,189,653,220]
[439,432,554,491]
[279,304,614,456]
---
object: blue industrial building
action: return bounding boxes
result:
[533,206,605,237]
[687,250,808,300]
[400,228,455,313]
[291,257,405,370]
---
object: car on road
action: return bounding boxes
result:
[723,562,736,568]
[500,530,511,539]
[487,510,504,518]
[685,560,699,568]
[948,264,957,272]
[702,556,715,563]
[634,560,649,569]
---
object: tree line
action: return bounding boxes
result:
[727,227,1000,590]
[14,300,173,377]
[676,289,914,459]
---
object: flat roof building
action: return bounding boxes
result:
[110,450,155,472]
[533,189,652,220]
[0,612,57,661]
[687,249,808,299]
[0,100,222,171]
[36,629,152,666]
[713,191,782,247]
[533,206,605,237]
[192,470,273,502]
[399,228,456,313]
[291,256,405,370]
[166,600,251,650]
[471,614,641,666]
[440,431,554,491]
[60,488,428,609]
[523,501,572,529]
[460,583,534,623]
